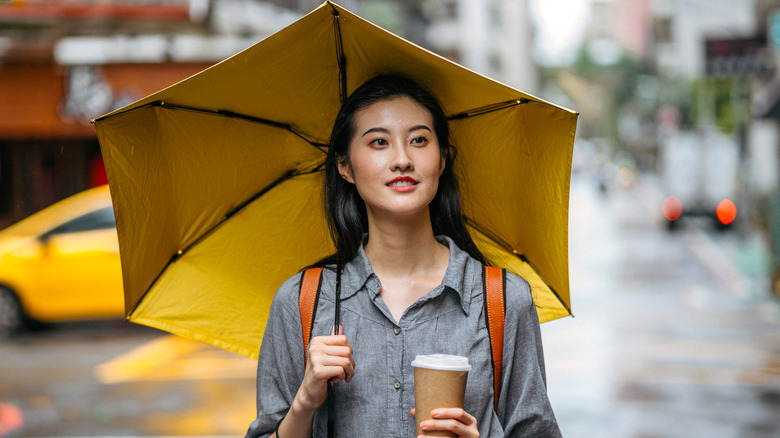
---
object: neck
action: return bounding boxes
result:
[363,209,447,277]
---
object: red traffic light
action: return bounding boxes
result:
[662,196,683,221]
[716,199,737,225]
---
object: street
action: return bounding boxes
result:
[543,173,780,437]
[1,172,779,437]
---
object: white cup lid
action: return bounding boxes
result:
[411,354,471,371]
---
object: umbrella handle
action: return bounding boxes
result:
[327,261,342,438]
[327,382,336,437]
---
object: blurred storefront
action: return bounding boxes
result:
[0,60,209,227]
[0,0,200,227]
[0,0,299,228]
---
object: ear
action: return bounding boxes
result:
[337,156,355,184]
[438,154,446,177]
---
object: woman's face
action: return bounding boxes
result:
[337,96,445,221]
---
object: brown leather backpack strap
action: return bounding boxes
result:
[299,267,323,367]
[484,266,506,412]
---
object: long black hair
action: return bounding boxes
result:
[316,74,486,267]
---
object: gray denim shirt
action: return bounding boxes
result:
[245,236,561,437]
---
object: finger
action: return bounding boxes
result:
[312,334,350,346]
[321,365,350,383]
[307,346,355,384]
[309,343,352,357]
[410,408,416,418]
[344,357,355,383]
[309,352,354,374]
[431,408,477,425]
[420,418,471,437]
[308,343,354,367]
[420,408,478,437]
[317,336,354,362]
[307,344,352,366]
[308,335,355,383]
[328,353,355,383]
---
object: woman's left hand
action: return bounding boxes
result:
[411,407,479,438]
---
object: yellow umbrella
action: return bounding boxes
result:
[94,1,577,359]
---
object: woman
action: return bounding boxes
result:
[245,74,561,437]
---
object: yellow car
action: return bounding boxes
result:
[0,185,124,334]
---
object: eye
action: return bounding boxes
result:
[411,136,429,145]
[370,138,388,147]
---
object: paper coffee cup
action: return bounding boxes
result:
[411,354,471,437]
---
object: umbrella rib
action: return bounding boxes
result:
[181,166,323,256]
[165,102,329,153]
[217,109,329,153]
[464,217,571,315]
[129,166,324,319]
[96,101,329,153]
[329,3,347,105]
[448,98,531,121]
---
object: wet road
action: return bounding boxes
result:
[0,321,258,436]
[542,174,780,437]
[1,173,779,437]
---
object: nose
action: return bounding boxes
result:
[390,143,413,171]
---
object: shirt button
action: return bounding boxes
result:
[393,326,401,335]
[393,379,401,390]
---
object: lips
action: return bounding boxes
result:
[387,176,418,191]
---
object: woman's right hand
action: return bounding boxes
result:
[295,326,355,411]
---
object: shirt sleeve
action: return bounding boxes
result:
[496,272,562,437]
[244,273,306,438]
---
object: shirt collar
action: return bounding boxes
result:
[339,235,475,315]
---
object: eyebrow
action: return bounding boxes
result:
[360,125,432,137]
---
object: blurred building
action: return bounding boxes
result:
[651,0,757,78]
[588,0,652,63]
[422,0,538,94]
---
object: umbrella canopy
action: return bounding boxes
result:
[94,1,577,359]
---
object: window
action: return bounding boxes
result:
[47,207,116,235]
